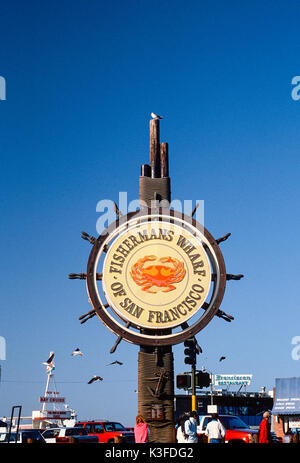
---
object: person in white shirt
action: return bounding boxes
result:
[205,414,226,443]
[176,413,189,443]
[184,411,199,443]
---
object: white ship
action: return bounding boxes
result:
[1,351,77,431]
[32,351,76,429]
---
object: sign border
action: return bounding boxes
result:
[86,209,226,346]
[102,220,212,329]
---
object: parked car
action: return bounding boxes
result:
[76,420,135,443]
[197,415,259,443]
[42,427,99,443]
[270,432,281,443]
[0,429,46,444]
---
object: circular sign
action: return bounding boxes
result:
[102,221,211,329]
[86,209,226,346]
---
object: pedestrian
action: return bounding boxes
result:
[134,415,150,443]
[176,413,189,443]
[184,410,198,443]
[205,413,226,443]
[258,411,272,443]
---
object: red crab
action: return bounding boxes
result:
[130,255,186,293]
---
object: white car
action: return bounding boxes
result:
[42,427,98,443]
[0,429,46,443]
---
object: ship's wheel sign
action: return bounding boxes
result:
[102,220,212,330]
[82,209,231,346]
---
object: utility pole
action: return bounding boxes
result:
[210,373,214,405]
[191,364,196,411]
[184,337,200,411]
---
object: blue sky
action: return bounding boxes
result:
[1,0,300,426]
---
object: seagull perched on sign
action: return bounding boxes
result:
[219,356,226,362]
[71,348,83,357]
[106,360,123,366]
[151,112,163,120]
[87,375,103,384]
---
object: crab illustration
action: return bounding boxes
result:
[130,255,186,293]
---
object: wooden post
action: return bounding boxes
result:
[138,118,175,443]
[141,164,151,177]
[160,142,169,178]
[150,119,161,178]
[138,349,175,443]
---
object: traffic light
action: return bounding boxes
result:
[184,338,198,365]
[195,371,211,388]
[176,374,191,389]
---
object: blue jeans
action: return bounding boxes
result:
[209,438,223,443]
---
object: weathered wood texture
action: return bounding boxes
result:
[139,177,171,207]
[160,142,169,178]
[141,164,151,177]
[150,119,161,178]
[138,351,175,443]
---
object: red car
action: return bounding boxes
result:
[76,420,135,443]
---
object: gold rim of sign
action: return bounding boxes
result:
[102,220,212,329]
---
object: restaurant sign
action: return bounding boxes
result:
[214,374,252,386]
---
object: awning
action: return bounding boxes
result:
[272,377,300,415]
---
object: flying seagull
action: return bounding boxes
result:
[71,348,83,357]
[42,351,54,365]
[219,356,226,362]
[107,360,123,366]
[42,351,55,374]
[87,375,103,384]
[151,112,163,120]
